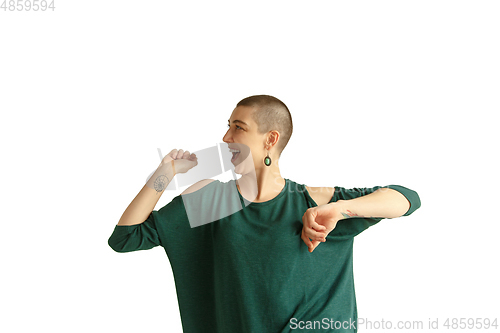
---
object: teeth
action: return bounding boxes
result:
[229,148,240,153]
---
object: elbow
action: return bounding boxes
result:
[412,190,421,212]
[108,236,126,253]
[108,232,134,253]
[386,185,421,216]
[401,187,421,216]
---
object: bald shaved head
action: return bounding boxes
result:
[236,95,293,156]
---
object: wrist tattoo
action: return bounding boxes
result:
[153,174,169,193]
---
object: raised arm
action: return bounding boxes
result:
[117,149,197,226]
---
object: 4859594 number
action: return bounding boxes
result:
[443,318,498,330]
[1,0,55,11]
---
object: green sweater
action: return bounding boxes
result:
[108,179,421,332]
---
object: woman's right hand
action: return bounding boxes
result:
[162,149,198,174]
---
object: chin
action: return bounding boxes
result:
[233,163,256,177]
[233,165,248,175]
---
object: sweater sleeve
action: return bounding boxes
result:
[108,214,161,253]
[107,194,195,254]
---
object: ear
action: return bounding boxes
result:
[266,130,280,148]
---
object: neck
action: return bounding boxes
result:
[236,161,285,203]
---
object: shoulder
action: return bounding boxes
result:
[305,186,335,206]
[181,179,218,195]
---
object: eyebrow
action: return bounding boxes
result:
[228,119,248,126]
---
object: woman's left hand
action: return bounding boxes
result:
[301,203,343,253]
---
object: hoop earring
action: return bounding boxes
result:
[264,151,272,166]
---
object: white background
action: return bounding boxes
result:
[1,1,499,332]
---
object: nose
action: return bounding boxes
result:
[222,127,232,143]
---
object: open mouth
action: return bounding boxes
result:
[229,148,241,162]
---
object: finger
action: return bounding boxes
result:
[309,240,321,252]
[301,228,311,247]
[302,208,315,226]
[302,210,324,241]
[310,221,326,231]
[310,221,327,235]
[311,231,327,242]
[182,150,191,159]
[175,149,184,159]
[301,228,313,250]
[304,222,327,241]
[191,155,198,167]
[167,149,178,159]
[309,228,327,242]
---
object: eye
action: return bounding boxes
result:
[227,124,243,130]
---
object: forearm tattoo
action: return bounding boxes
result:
[341,210,360,219]
[341,209,374,219]
[153,174,169,193]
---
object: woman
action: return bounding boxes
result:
[108,95,421,333]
